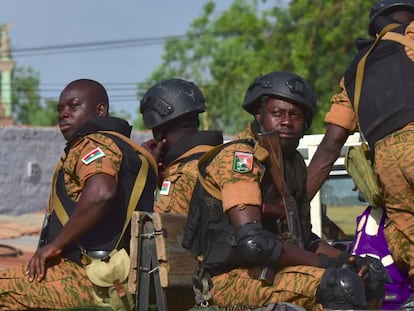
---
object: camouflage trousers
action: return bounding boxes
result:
[0,258,96,310]
[375,123,414,283]
[384,222,413,283]
[211,265,325,311]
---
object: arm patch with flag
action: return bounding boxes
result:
[82,147,106,165]
[233,151,253,173]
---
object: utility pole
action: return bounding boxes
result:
[0,23,15,125]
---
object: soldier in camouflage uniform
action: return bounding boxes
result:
[0,79,158,310]
[305,1,414,308]
[140,78,223,215]
[182,71,387,310]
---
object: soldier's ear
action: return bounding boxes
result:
[96,103,108,116]
[254,112,261,123]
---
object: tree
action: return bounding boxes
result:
[268,0,372,133]
[12,66,58,126]
[137,0,271,134]
[138,0,373,135]
[12,66,131,127]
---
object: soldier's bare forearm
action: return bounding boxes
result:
[307,124,350,199]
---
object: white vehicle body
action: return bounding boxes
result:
[298,132,368,242]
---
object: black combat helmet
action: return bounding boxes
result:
[369,0,414,36]
[243,71,316,130]
[140,78,206,129]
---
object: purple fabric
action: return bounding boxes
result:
[351,206,412,309]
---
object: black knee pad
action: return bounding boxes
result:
[316,266,367,309]
[354,255,390,301]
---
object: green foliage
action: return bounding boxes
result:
[26,98,59,126]
[137,0,271,133]
[12,66,58,126]
[11,66,134,127]
[280,0,372,133]
[139,0,373,135]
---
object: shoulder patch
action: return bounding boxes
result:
[159,180,171,196]
[82,147,106,165]
[233,151,253,173]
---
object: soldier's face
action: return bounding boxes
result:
[57,86,103,140]
[256,98,305,139]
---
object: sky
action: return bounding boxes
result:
[0,0,236,123]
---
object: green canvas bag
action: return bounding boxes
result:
[345,142,383,207]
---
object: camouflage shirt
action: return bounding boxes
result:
[54,133,123,203]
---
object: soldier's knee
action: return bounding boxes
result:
[316,266,366,309]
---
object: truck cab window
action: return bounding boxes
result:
[320,173,368,241]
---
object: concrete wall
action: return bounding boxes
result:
[0,126,153,215]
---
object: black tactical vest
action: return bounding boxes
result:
[182,139,275,274]
[182,139,317,274]
[44,118,156,265]
[344,24,414,147]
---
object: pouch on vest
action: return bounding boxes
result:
[84,248,130,288]
[345,142,383,207]
[82,248,134,311]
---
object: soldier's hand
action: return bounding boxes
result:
[348,255,369,283]
[318,252,366,279]
[27,243,61,282]
[141,138,166,162]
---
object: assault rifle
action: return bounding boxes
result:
[255,130,305,286]
[256,130,304,249]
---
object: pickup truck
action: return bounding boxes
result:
[298,132,366,245]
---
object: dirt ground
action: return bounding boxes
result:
[0,211,44,271]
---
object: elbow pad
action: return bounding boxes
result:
[235,222,283,266]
